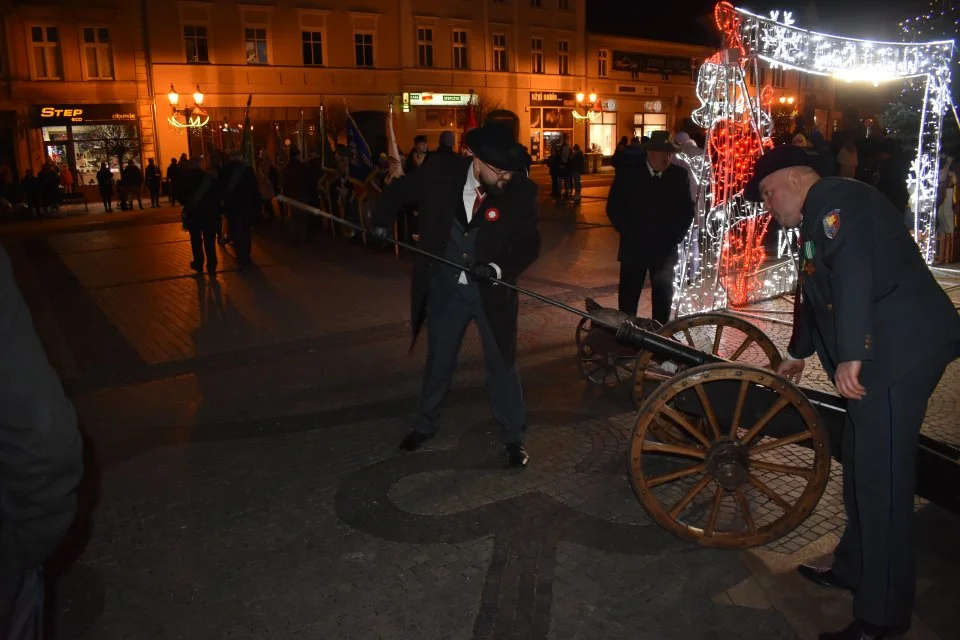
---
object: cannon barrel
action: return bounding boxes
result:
[615,321,723,368]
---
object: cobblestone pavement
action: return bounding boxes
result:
[2,184,958,640]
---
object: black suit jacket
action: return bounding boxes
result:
[373,155,541,363]
[789,177,960,393]
[605,149,694,265]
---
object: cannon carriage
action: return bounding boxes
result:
[576,298,960,550]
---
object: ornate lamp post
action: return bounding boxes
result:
[167,83,209,129]
[573,90,600,151]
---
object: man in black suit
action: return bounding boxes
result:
[606,131,695,324]
[746,145,960,640]
[372,121,541,467]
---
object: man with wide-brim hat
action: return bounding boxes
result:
[372,120,541,468]
[745,143,960,640]
[605,130,694,325]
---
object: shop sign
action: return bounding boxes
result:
[403,92,477,108]
[612,51,692,75]
[31,103,138,126]
[617,85,659,97]
[529,91,577,107]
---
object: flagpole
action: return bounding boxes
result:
[319,98,325,169]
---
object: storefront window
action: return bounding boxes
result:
[633,113,668,140]
[589,111,618,156]
[73,123,140,185]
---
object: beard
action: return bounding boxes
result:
[480,173,511,196]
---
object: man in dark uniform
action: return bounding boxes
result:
[217,151,260,268]
[606,131,695,324]
[745,145,960,640]
[372,121,541,467]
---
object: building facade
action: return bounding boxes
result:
[0,0,156,195]
[0,0,840,185]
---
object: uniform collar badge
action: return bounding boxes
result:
[823,209,841,239]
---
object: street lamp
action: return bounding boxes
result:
[167,83,208,129]
[778,95,796,105]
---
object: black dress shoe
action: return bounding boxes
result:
[797,564,854,593]
[399,430,433,451]
[505,442,529,468]
[819,619,909,639]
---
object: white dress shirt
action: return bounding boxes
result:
[458,164,501,284]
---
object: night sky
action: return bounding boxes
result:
[587,0,942,46]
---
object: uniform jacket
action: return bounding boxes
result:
[0,243,82,625]
[606,148,695,265]
[373,155,541,363]
[218,160,261,218]
[178,167,222,231]
[789,177,960,393]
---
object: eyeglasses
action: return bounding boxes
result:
[479,159,513,179]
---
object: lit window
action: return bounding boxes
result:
[453,30,468,70]
[493,34,507,72]
[244,28,268,65]
[83,28,113,79]
[31,26,62,79]
[598,49,608,77]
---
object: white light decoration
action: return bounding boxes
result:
[672,2,956,319]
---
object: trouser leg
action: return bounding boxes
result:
[415,286,473,436]
[649,257,678,325]
[474,303,526,444]
[233,217,252,264]
[846,354,950,627]
[831,412,861,589]
[0,567,43,640]
[189,229,204,267]
[617,261,648,318]
[202,228,218,269]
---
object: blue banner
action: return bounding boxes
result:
[345,112,375,182]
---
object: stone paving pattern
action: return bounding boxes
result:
[2,178,958,640]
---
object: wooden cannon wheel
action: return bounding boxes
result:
[576,316,638,386]
[631,312,783,411]
[628,363,831,548]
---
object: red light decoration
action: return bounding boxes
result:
[720,214,772,306]
[715,1,746,57]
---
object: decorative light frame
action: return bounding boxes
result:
[167,83,210,129]
[673,2,955,318]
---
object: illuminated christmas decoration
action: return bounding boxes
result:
[673,2,956,318]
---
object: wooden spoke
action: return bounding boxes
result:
[661,405,714,448]
[739,396,791,446]
[641,441,707,459]
[693,384,723,441]
[749,431,814,456]
[669,473,714,518]
[747,474,795,512]
[751,460,814,479]
[729,336,755,361]
[711,324,724,356]
[704,485,725,536]
[647,463,707,488]
[729,380,750,439]
[682,328,696,348]
[733,487,758,536]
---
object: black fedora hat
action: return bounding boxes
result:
[643,130,681,152]
[466,121,526,172]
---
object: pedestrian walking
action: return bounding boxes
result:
[179,158,222,274]
[371,120,541,467]
[218,151,259,268]
[746,144,960,640]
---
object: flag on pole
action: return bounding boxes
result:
[345,108,375,182]
[298,109,306,161]
[461,94,479,154]
[241,94,254,169]
[386,96,404,178]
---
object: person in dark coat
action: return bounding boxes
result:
[178,158,222,274]
[372,121,541,467]
[144,158,162,208]
[746,145,960,640]
[166,157,179,204]
[606,131,695,324]
[21,170,41,218]
[434,130,456,156]
[0,242,83,639]
[217,152,259,267]
[96,162,114,212]
[121,159,144,210]
[281,148,314,242]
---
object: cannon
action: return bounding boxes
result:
[584,300,960,549]
[276,195,960,551]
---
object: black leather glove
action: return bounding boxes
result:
[469,263,498,284]
[369,226,391,245]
